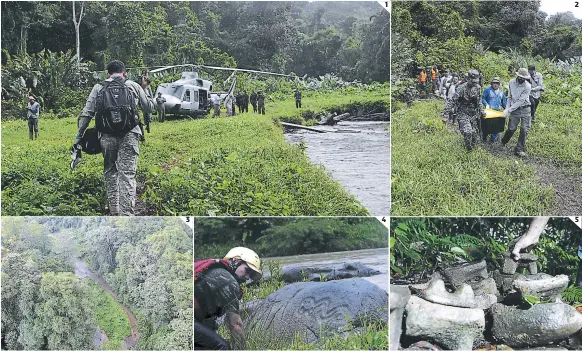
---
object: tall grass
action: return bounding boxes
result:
[1,93,377,216]
[391,100,563,216]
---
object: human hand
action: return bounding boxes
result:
[511,217,549,260]
[502,109,509,118]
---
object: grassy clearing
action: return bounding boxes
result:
[1,93,375,216]
[88,282,132,350]
[214,261,388,350]
[390,100,582,216]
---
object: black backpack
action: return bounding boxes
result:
[95,78,138,135]
[80,127,102,155]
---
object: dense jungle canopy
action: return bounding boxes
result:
[1,1,389,82]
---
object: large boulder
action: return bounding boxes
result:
[491,303,582,347]
[405,296,485,350]
[390,285,411,351]
[512,273,569,301]
[415,279,497,309]
[282,262,380,283]
[244,279,387,344]
[441,260,488,288]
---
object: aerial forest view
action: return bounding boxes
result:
[0,1,390,217]
[390,217,582,350]
[1,217,193,350]
[194,217,389,350]
[391,1,582,216]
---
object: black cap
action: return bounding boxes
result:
[528,65,535,71]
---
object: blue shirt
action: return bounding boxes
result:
[481,86,507,110]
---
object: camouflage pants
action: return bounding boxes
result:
[101,132,140,216]
[458,114,479,150]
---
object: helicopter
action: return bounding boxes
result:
[147,64,297,117]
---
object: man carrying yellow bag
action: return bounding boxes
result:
[481,77,507,142]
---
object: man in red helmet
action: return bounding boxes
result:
[194,247,262,350]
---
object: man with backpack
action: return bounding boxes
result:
[194,247,262,350]
[73,60,154,216]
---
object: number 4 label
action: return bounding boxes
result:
[376,216,390,229]
[570,217,582,230]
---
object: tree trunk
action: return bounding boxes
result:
[72,1,85,73]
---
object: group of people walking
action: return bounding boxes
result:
[433,65,544,156]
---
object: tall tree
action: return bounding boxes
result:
[71,1,85,71]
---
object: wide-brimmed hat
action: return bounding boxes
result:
[516,68,529,79]
[491,77,500,84]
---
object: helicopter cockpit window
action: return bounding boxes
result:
[184,90,191,102]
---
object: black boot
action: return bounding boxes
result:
[29,131,33,141]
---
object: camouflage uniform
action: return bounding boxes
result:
[257,92,266,115]
[77,74,154,215]
[443,75,484,150]
[250,92,257,113]
[194,268,242,349]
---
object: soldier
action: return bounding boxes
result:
[137,69,153,125]
[250,91,257,113]
[242,91,249,113]
[443,69,485,151]
[194,247,262,350]
[73,60,154,216]
[257,90,266,115]
[236,93,243,114]
[501,68,532,157]
[294,89,302,108]
[26,95,41,140]
[156,92,166,122]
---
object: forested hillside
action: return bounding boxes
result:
[1,217,193,350]
[194,217,389,259]
[1,1,388,82]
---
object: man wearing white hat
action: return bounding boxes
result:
[501,68,532,157]
[26,95,41,140]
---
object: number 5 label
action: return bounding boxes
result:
[570,217,582,230]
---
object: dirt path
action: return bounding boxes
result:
[75,260,141,349]
[478,135,582,215]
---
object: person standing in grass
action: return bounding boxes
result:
[295,89,302,108]
[211,94,221,117]
[257,91,266,115]
[26,95,41,140]
[443,69,485,151]
[194,247,262,350]
[528,65,544,123]
[250,91,257,113]
[156,92,166,122]
[242,91,249,113]
[73,60,154,215]
[501,68,532,157]
[481,77,507,142]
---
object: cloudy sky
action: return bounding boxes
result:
[539,0,582,19]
